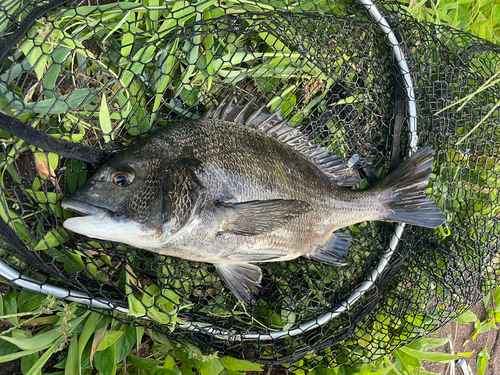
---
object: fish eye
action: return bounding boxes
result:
[111,171,134,187]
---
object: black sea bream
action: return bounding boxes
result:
[62,98,445,304]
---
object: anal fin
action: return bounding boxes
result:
[309,233,352,266]
[215,262,262,305]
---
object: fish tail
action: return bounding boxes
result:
[376,147,445,228]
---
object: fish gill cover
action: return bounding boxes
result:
[0,0,498,369]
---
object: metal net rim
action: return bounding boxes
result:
[0,0,418,341]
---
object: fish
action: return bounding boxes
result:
[61,97,445,305]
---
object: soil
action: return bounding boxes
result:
[0,358,22,375]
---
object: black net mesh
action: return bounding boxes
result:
[0,0,499,369]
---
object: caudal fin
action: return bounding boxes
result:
[377,147,445,228]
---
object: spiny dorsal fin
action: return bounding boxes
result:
[205,97,361,187]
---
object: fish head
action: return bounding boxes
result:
[62,149,173,249]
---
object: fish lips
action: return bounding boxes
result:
[62,197,165,248]
[61,198,110,221]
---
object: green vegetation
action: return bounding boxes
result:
[400,0,500,43]
[0,0,498,374]
[0,290,262,374]
[4,286,500,374]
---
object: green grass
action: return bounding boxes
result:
[401,0,500,43]
[0,0,499,374]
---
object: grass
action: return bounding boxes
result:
[401,0,500,43]
[0,0,499,374]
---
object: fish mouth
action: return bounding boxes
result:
[61,198,110,221]
[62,198,162,248]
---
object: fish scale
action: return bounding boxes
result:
[62,99,445,305]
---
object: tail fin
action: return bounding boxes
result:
[377,147,445,228]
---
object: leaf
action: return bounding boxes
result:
[221,357,262,371]
[477,347,490,375]
[42,47,72,99]
[7,88,97,114]
[96,331,123,351]
[366,367,391,375]
[200,358,224,375]
[151,331,173,349]
[1,311,89,351]
[0,331,54,353]
[163,355,177,370]
[78,312,102,359]
[65,334,80,375]
[21,352,40,375]
[0,339,19,357]
[394,348,420,368]
[95,316,113,332]
[33,230,68,251]
[33,152,59,180]
[25,338,65,375]
[25,316,59,326]
[90,325,108,364]
[99,93,113,143]
[150,369,178,375]
[114,324,136,363]
[483,292,491,309]
[454,311,478,324]
[477,322,493,335]
[173,349,200,368]
[0,348,41,363]
[25,189,59,205]
[4,291,19,327]
[420,337,450,351]
[18,293,47,313]
[258,32,290,53]
[493,4,500,24]
[0,1,20,33]
[221,371,243,375]
[127,354,162,370]
[358,363,373,375]
[398,346,466,363]
[181,363,196,375]
[135,327,144,352]
[493,288,500,312]
[93,346,116,375]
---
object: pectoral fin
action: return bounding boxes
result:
[215,262,262,305]
[216,199,311,236]
[309,233,352,266]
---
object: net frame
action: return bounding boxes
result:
[0,0,415,341]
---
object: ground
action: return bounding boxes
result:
[422,300,499,375]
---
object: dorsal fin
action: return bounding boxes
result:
[204,97,360,187]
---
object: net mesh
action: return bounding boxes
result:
[0,0,499,368]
